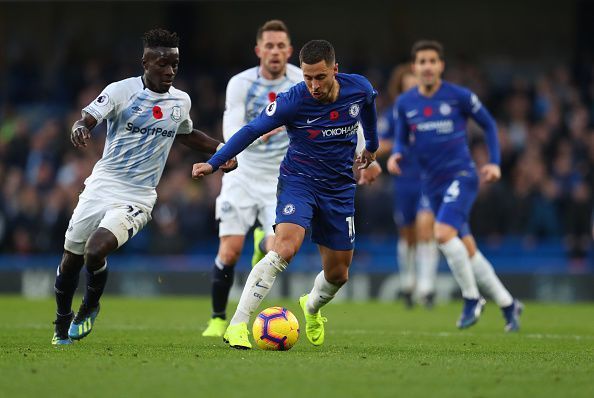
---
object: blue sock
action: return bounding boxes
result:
[83,265,108,309]
[55,267,80,316]
[502,302,515,323]
[211,258,235,319]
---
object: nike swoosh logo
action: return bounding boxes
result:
[306,117,322,124]
[255,281,269,289]
[406,110,418,118]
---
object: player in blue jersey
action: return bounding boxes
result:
[192,40,379,349]
[388,40,522,331]
[51,29,236,345]
[201,20,303,338]
[377,64,439,309]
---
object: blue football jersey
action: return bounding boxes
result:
[378,106,421,181]
[209,73,378,189]
[394,81,499,192]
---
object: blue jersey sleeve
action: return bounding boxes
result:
[460,89,500,165]
[208,91,297,170]
[393,99,409,155]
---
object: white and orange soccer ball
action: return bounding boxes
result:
[252,307,299,350]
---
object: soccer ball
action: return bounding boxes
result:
[252,307,299,351]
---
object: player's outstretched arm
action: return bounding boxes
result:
[70,112,97,148]
[177,129,238,173]
[176,129,223,154]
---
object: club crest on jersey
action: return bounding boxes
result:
[349,103,360,118]
[94,94,109,107]
[282,203,296,215]
[171,105,182,122]
[439,103,452,116]
[221,201,232,213]
[265,101,277,116]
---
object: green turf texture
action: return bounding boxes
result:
[1,296,593,398]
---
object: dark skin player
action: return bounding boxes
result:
[64,45,237,279]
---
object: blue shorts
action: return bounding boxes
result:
[427,171,477,237]
[275,178,356,250]
[393,178,433,227]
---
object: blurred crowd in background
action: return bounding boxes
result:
[0,47,593,261]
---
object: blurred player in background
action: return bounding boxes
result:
[377,64,439,308]
[192,39,379,349]
[51,29,236,345]
[388,40,523,331]
[201,20,303,338]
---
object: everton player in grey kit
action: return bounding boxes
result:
[388,40,522,331]
[51,29,236,345]
[192,40,379,349]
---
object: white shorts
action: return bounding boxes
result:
[64,190,151,255]
[216,172,277,237]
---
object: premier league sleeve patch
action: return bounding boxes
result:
[265,101,277,116]
[94,93,110,107]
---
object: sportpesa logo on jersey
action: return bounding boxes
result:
[306,122,359,140]
[125,123,175,138]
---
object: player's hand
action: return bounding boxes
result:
[355,149,376,170]
[480,163,501,183]
[358,161,382,185]
[260,127,283,143]
[220,157,238,173]
[387,153,402,175]
[71,125,91,148]
[191,162,214,179]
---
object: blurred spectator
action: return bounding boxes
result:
[0,46,592,263]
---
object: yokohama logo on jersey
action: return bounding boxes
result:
[306,122,359,139]
[415,119,454,134]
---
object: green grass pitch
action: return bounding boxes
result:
[1,296,593,398]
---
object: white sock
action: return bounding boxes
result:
[397,240,416,293]
[470,250,513,307]
[439,237,480,299]
[229,251,287,325]
[306,271,341,314]
[416,240,439,297]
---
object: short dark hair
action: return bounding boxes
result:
[256,20,290,42]
[299,40,335,66]
[143,28,179,48]
[411,40,444,61]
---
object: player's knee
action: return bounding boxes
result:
[59,251,85,274]
[434,224,456,244]
[217,249,240,266]
[84,243,109,270]
[325,268,348,286]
